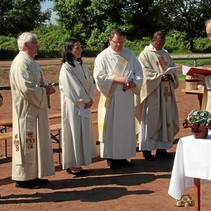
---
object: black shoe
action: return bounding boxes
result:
[66,168,88,175]
[156,149,172,158]
[34,178,49,185]
[107,159,121,169]
[16,180,41,189]
[143,150,156,161]
[119,159,134,167]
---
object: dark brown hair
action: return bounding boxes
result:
[152,31,166,41]
[109,29,125,40]
[61,38,82,67]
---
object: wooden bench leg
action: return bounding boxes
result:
[1,126,8,157]
[58,130,61,164]
[5,139,7,157]
[194,178,200,211]
[51,130,61,164]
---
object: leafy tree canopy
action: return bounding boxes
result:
[152,0,211,50]
[53,0,211,50]
[1,0,211,51]
[0,0,51,36]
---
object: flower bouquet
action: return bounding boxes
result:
[183,109,211,139]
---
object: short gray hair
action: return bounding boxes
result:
[17,32,37,50]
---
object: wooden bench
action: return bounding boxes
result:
[0,109,98,161]
[49,113,61,119]
[181,89,204,109]
[0,126,11,158]
[0,114,61,157]
[0,124,62,164]
[0,113,61,129]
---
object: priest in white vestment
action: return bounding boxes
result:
[94,29,143,169]
[138,31,179,161]
[59,38,97,175]
[10,32,55,189]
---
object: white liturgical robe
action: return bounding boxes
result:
[10,51,55,181]
[59,61,97,169]
[94,46,143,159]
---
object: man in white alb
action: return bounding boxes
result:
[10,32,56,188]
[94,29,143,169]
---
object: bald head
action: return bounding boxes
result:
[205,19,211,40]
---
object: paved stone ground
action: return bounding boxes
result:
[1,59,211,210]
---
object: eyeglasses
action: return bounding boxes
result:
[111,40,124,45]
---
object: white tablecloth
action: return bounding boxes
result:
[168,134,211,199]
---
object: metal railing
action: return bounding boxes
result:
[172,56,211,67]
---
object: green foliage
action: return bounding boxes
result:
[0,36,18,59]
[87,23,117,50]
[0,36,17,50]
[0,0,51,37]
[54,0,156,49]
[155,0,211,51]
[193,37,211,53]
[2,0,211,54]
[165,30,189,53]
[1,25,211,60]
[33,25,68,51]
[54,0,93,45]
[178,75,186,81]
[124,39,145,55]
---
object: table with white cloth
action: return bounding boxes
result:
[168,134,211,211]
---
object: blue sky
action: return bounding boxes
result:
[41,0,57,24]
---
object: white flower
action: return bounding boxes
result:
[186,109,211,126]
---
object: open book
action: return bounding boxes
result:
[164,66,178,75]
[186,67,211,76]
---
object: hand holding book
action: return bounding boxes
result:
[164,66,178,75]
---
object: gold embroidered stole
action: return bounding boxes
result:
[98,55,128,142]
[113,55,128,77]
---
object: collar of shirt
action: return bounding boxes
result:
[149,43,164,52]
[149,43,156,50]
[109,46,120,56]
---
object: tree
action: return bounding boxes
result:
[54,0,155,49]
[0,0,51,36]
[152,0,211,51]
[53,0,92,45]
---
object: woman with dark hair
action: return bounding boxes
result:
[59,38,97,175]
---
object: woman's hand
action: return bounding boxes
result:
[84,98,94,109]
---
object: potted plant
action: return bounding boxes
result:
[183,109,211,139]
